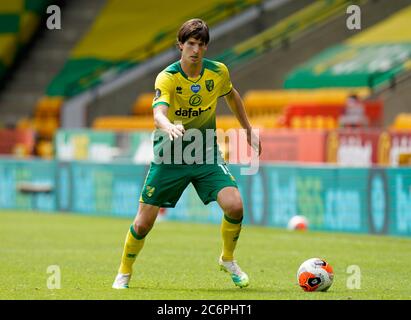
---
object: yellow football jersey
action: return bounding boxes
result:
[152,58,232,131]
[151,59,232,164]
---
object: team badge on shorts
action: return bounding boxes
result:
[145,185,156,197]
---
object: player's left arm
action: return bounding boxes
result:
[224,88,262,155]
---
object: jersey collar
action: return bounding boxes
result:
[178,61,205,83]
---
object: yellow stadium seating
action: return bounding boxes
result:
[133,93,154,116]
[216,114,281,131]
[290,115,337,130]
[19,12,40,44]
[243,88,370,116]
[35,117,59,140]
[250,115,281,129]
[290,116,303,129]
[36,140,54,159]
[16,117,32,130]
[216,115,242,131]
[0,34,18,67]
[391,113,411,130]
[72,0,261,62]
[35,96,63,117]
[348,5,411,45]
[398,153,411,166]
[324,116,337,130]
[93,116,154,131]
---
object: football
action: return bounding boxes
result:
[297,258,334,292]
[287,215,309,231]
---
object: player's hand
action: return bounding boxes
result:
[167,123,185,141]
[247,129,262,156]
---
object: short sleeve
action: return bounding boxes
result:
[219,63,233,97]
[152,72,173,108]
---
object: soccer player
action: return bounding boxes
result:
[112,18,261,289]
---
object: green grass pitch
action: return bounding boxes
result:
[1,210,410,300]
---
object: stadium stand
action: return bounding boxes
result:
[95,0,357,127]
[215,0,365,69]
[4,0,317,157]
[0,0,107,123]
[6,0,279,155]
[284,5,411,90]
[45,0,262,98]
[282,2,411,127]
[98,87,372,131]
[1,0,411,160]
[229,0,411,108]
[63,0,315,125]
[0,1,53,83]
[91,0,367,132]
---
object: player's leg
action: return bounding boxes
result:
[119,203,160,275]
[191,164,243,261]
[113,203,159,289]
[216,186,249,288]
[192,164,249,288]
[217,186,243,262]
[113,163,190,289]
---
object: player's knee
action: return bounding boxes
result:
[133,221,153,238]
[225,202,243,220]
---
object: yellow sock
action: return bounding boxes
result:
[221,214,242,261]
[118,225,145,274]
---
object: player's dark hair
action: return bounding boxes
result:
[177,18,209,45]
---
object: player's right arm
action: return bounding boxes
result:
[152,71,185,141]
[153,105,185,141]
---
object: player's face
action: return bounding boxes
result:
[179,37,207,64]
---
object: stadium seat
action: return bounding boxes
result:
[216,115,242,131]
[93,116,154,131]
[35,96,63,118]
[0,35,18,76]
[36,140,54,159]
[250,115,281,129]
[132,93,154,116]
[243,88,370,117]
[391,113,411,130]
[216,115,281,131]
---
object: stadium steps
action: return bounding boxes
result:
[225,0,411,114]
[0,0,107,126]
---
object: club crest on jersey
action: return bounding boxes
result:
[191,84,201,93]
[205,80,214,92]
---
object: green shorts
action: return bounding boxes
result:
[139,163,238,208]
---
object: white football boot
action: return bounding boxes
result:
[219,256,249,288]
[112,273,131,289]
